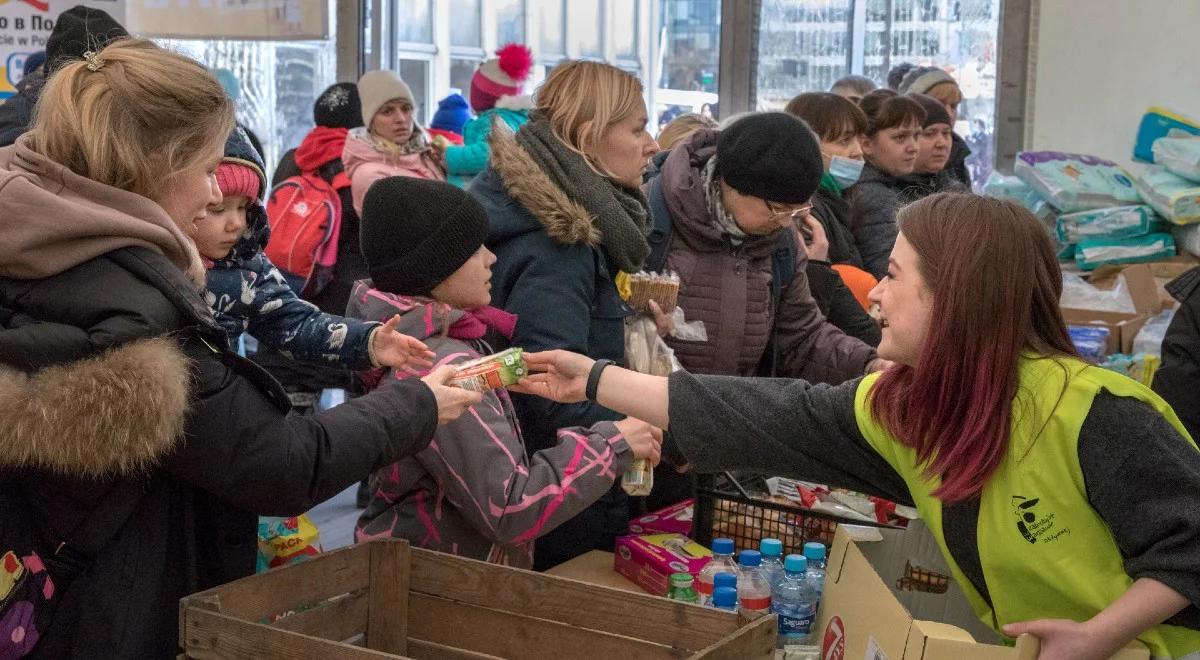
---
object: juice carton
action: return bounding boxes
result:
[628,499,694,536]
[614,533,712,597]
[449,348,527,392]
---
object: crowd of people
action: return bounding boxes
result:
[0,6,1197,660]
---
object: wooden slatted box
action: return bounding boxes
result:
[179,539,775,659]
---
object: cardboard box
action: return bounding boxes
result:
[814,527,1150,660]
[614,533,712,597]
[1062,263,1163,355]
[628,499,694,536]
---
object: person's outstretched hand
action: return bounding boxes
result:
[613,417,663,466]
[510,350,596,403]
[421,365,483,424]
[371,315,436,372]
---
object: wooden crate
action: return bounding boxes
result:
[179,540,775,659]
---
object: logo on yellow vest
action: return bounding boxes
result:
[1012,495,1071,545]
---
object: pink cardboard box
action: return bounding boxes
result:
[613,533,712,597]
[628,499,694,536]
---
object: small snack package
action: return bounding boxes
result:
[1055,205,1159,244]
[1074,232,1176,271]
[257,515,323,573]
[1014,151,1141,213]
[628,499,694,536]
[1134,165,1200,224]
[626,270,681,314]
[614,533,712,596]
[1152,137,1200,183]
[449,347,527,392]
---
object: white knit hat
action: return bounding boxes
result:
[357,70,415,126]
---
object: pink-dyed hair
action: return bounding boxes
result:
[869,193,1077,502]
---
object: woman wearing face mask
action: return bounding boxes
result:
[848,89,925,280]
[0,40,479,659]
[343,69,446,216]
[516,193,1200,660]
[785,93,882,332]
[898,94,968,202]
[470,60,663,570]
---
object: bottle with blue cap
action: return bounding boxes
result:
[697,538,738,607]
[712,586,739,612]
[803,542,828,602]
[759,538,785,588]
[736,549,772,618]
[772,554,818,648]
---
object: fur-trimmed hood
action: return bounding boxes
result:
[0,337,190,478]
[483,121,598,247]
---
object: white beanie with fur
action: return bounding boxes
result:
[357,70,415,127]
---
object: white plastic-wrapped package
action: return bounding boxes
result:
[1055,205,1158,243]
[1153,137,1200,183]
[1074,232,1176,271]
[1173,223,1200,258]
[1014,151,1141,213]
[1134,166,1200,224]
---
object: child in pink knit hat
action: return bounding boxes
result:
[197,127,433,373]
[439,43,534,187]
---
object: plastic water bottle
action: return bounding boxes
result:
[736,550,772,619]
[759,538,785,588]
[772,554,818,648]
[696,538,738,607]
[803,542,828,602]
[712,586,739,612]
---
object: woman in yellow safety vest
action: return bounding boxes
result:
[514,192,1200,660]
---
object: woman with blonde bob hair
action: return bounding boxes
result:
[470,59,662,570]
[0,38,478,658]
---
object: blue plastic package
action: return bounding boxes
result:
[1069,326,1111,362]
[1133,107,1200,163]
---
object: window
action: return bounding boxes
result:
[450,58,481,96]
[536,0,566,57]
[570,0,604,59]
[395,0,433,44]
[399,59,431,125]
[759,0,1001,187]
[611,0,639,60]
[495,0,526,45]
[655,0,720,127]
[450,0,483,48]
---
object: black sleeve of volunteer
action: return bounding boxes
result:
[1079,390,1200,630]
[665,371,913,506]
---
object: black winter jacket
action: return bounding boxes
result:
[1154,267,1200,442]
[0,248,437,659]
[0,73,44,147]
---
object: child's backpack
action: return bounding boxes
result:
[264,164,350,299]
[0,473,145,657]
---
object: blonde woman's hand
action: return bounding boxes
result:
[648,300,675,337]
[421,365,483,424]
[370,315,436,373]
[614,417,663,466]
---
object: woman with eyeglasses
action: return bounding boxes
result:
[639,112,883,510]
[644,112,880,383]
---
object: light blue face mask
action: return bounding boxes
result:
[828,155,865,188]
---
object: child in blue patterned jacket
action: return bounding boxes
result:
[198,127,432,372]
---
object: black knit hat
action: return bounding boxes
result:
[715,112,823,205]
[313,83,364,130]
[46,6,128,73]
[361,177,490,296]
[908,93,951,128]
